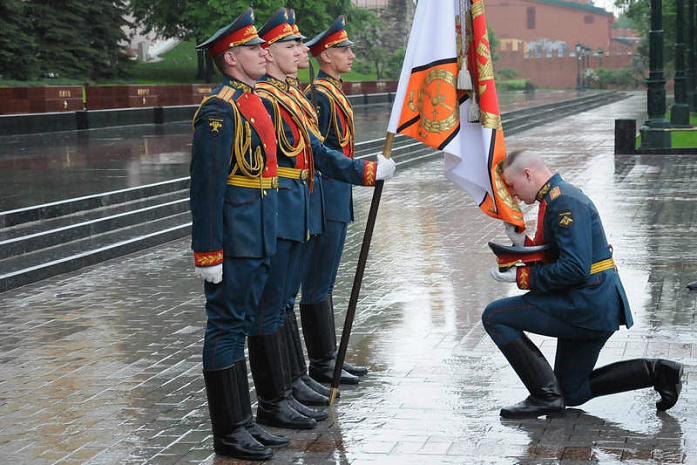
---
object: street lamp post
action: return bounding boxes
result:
[585,47,591,88]
[640,0,671,149]
[671,0,690,126]
[688,0,697,110]
[575,43,582,91]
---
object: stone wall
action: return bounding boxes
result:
[377,0,415,52]
[496,50,633,89]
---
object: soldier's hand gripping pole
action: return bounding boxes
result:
[329,132,395,405]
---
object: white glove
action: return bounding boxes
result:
[490,266,517,283]
[504,222,527,247]
[195,264,223,284]
[375,154,396,180]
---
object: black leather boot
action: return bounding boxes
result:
[589,359,683,411]
[248,330,317,430]
[498,335,565,419]
[203,363,273,460]
[233,360,289,448]
[300,297,359,384]
[301,373,333,397]
[343,360,369,377]
[278,325,328,420]
[283,312,330,405]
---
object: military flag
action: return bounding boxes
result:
[386,0,524,229]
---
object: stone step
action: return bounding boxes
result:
[0,212,191,292]
[0,196,189,259]
[0,177,190,229]
[0,189,189,242]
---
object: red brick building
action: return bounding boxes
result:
[482,0,638,88]
[486,0,615,53]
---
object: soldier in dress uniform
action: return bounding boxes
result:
[246,8,396,430]
[279,9,334,407]
[483,149,683,419]
[279,8,397,407]
[189,8,288,461]
[300,16,373,385]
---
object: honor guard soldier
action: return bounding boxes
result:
[483,149,683,418]
[280,8,396,407]
[301,16,387,385]
[280,9,335,406]
[189,8,288,461]
[247,8,395,430]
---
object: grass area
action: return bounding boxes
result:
[132,40,203,84]
[636,112,697,148]
[497,79,532,91]
[670,112,697,148]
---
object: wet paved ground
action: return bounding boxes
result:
[1,91,697,464]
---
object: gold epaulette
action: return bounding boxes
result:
[191,87,240,131]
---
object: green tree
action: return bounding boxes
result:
[349,8,388,79]
[385,48,406,80]
[85,0,133,80]
[26,0,131,81]
[614,0,677,79]
[0,0,39,80]
[128,0,353,82]
[488,26,500,62]
[294,0,351,38]
[612,11,637,29]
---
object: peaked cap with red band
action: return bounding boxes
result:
[258,7,302,48]
[196,8,265,57]
[306,15,354,57]
[288,9,306,40]
[488,242,552,271]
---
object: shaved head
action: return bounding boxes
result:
[501,149,553,204]
[502,149,547,176]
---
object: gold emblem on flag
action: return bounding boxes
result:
[481,110,502,130]
[494,162,523,215]
[477,41,494,82]
[407,68,459,140]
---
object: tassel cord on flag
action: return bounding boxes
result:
[329,132,394,405]
[457,0,472,90]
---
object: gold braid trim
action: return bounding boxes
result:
[231,114,264,178]
[192,89,264,179]
[289,85,323,141]
[315,85,353,151]
[256,88,306,159]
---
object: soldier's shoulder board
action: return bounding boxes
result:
[549,186,562,201]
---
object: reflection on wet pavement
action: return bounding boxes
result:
[0,90,585,212]
[0,92,695,464]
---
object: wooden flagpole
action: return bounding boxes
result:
[329,132,395,405]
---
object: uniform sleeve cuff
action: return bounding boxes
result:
[517,266,531,290]
[363,161,377,186]
[194,250,223,266]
